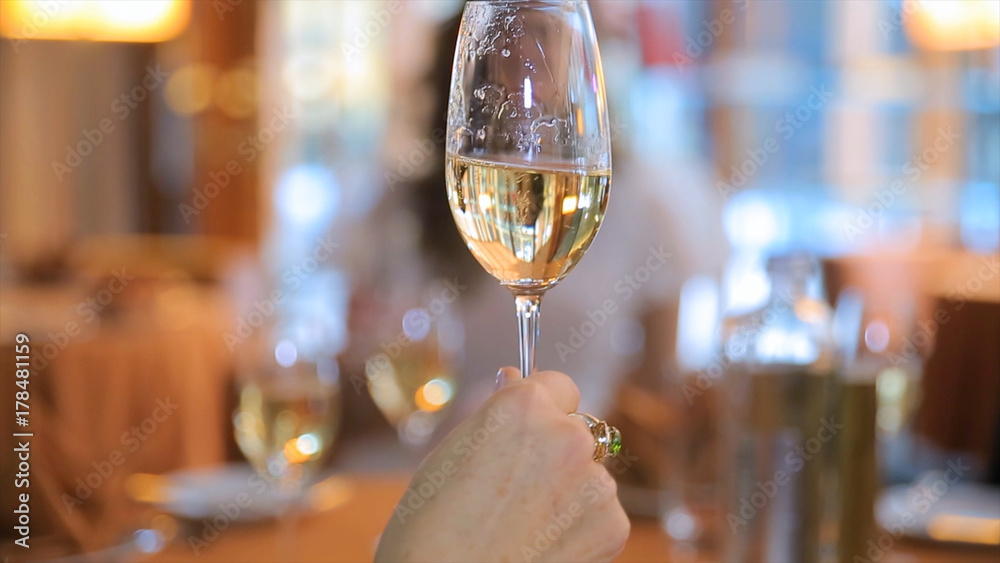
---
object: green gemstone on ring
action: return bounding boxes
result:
[608,427,622,456]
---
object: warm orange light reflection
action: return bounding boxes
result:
[165,64,216,116]
[414,378,452,413]
[794,299,829,324]
[926,514,1000,545]
[282,437,311,464]
[151,514,179,543]
[214,66,258,119]
[561,195,579,214]
[0,0,190,43]
[124,473,169,504]
[904,0,1000,51]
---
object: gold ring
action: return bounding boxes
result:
[569,412,622,463]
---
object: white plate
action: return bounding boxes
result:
[129,463,349,522]
[875,473,1000,547]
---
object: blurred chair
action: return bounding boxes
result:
[915,278,1000,477]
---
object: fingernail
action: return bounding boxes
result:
[494,369,506,391]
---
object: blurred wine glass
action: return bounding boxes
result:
[233,328,340,559]
[364,282,464,447]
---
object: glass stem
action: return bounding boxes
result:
[275,472,303,563]
[514,294,541,377]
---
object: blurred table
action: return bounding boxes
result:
[0,282,234,552]
[143,474,1000,563]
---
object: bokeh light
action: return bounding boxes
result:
[275,164,340,228]
[164,64,217,116]
[0,0,190,43]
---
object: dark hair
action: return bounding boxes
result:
[407,10,484,283]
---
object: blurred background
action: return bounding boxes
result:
[0,0,998,562]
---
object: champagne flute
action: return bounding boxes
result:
[446,0,612,377]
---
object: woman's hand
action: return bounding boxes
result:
[375,368,630,563]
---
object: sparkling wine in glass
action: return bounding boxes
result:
[233,335,340,560]
[234,369,340,482]
[365,303,462,446]
[446,0,612,376]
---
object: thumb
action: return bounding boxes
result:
[494,366,521,392]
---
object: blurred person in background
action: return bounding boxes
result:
[406,0,727,424]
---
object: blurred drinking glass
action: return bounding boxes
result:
[233,327,340,559]
[365,284,463,447]
[719,254,840,563]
